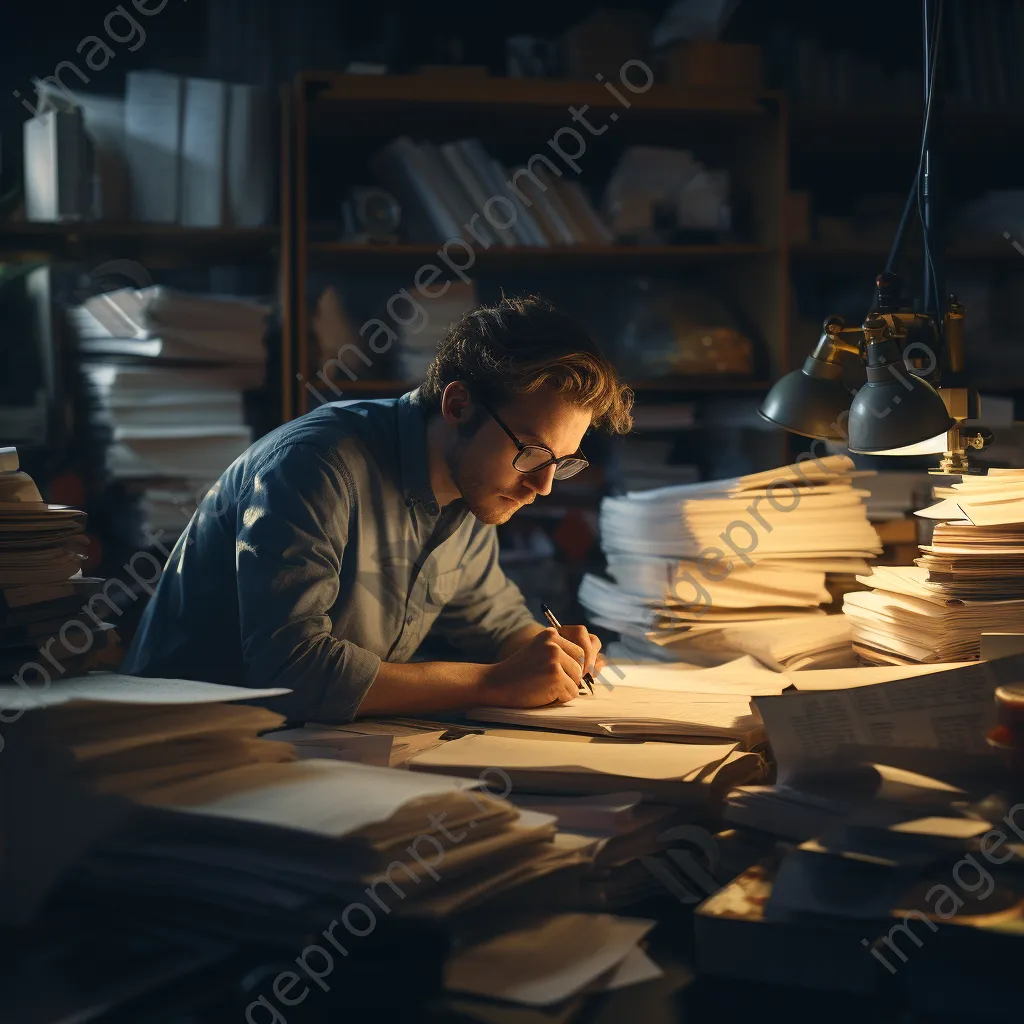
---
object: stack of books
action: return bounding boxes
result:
[0,448,113,681]
[69,287,269,543]
[580,455,881,669]
[372,135,612,247]
[847,469,1024,665]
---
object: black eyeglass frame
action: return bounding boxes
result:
[481,401,590,481]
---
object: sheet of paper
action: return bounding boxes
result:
[0,672,290,710]
[600,945,664,991]
[141,758,481,838]
[444,913,655,1006]
[265,729,394,767]
[469,685,761,742]
[755,654,1024,781]
[608,656,787,695]
[411,734,737,780]
[785,662,975,691]
[889,817,991,839]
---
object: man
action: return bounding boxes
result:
[123,295,634,721]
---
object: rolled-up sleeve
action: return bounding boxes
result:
[235,443,381,722]
[432,522,538,660]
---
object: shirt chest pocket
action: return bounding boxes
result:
[424,568,462,607]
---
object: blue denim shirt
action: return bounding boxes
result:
[122,389,537,722]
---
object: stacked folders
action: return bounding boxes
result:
[0,448,113,680]
[580,455,882,669]
[847,469,1024,664]
[69,286,268,541]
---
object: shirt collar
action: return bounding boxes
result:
[397,388,441,517]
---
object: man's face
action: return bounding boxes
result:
[449,389,592,525]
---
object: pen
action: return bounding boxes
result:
[540,603,595,695]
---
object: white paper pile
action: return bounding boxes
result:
[847,470,1024,664]
[581,455,880,669]
[70,290,269,541]
[1,674,591,940]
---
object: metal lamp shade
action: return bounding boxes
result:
[847,341,953,453]
[758,355,852,441]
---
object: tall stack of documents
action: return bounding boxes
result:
[69,287,268,542]
[846,469,1024,664]
[0,449,113,680]
[581,455,881,669]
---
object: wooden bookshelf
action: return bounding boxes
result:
[284,72,790,424]
[303,72,781,116]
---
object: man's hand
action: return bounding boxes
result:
[552,623,603,676]
[477,627,587,708]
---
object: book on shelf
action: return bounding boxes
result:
[180,78,228,228]
[372,136,463,244]
[227,83,273,228]
[438,142,516,247]
[418,141,498,248]
[125,71,184,224]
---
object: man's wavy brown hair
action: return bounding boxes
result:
[421,295,633,434]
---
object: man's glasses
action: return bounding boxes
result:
[482,402,589,481]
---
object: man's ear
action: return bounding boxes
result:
[440,381,473,426]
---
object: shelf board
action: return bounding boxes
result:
[309,241,775,268]
[0,223,281,263]
[311,377,770,395]
[790,242,1024,266]
[302,72,780,116]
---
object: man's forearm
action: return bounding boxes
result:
[355,659,489,717]
[497,622,546,661]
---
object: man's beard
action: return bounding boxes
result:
[448,443,532,525]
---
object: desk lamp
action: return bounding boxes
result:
[759,0,991,473]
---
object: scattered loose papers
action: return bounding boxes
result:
[409,733,762,803]
[581,455,878,667]
[753,654,1024,782]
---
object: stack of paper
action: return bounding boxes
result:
[411,727,765,911]
[847,470,1024,664]
[581,455,879,668]
[1,674,590,941]
[0,452,116,679]
[70,289,269,542]
[409,732,765,804]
